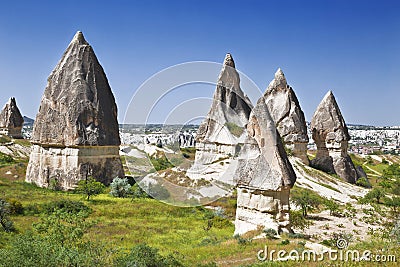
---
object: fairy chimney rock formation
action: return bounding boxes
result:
[310,91,357,183]
[264,68,309,164]
[26,31,124,189]
[187,53,253,180]
[234,96,296,235]
[0,97,24,138]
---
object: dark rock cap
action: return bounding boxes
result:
[31,31,120,146]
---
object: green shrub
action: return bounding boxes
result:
[287,233,311,239]
[7,199,24,215]
[290,187,323,217]
[0,199,15,232]
[150,155,174,171]
[114,243,183,267]
[0,152,14,165]
[280,239,290,245]
[110,177,132,198]
[41,199,91,215]
[263,228,278,239]
[290,209,313,231]
[324,198,340,216]
[75,177,105,201]
[356,177,372,188]
[363,187,386,204]
[233,234,252,245]
[130,184,150,199]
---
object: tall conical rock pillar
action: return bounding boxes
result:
[234,96,296,235]
[187,53,253,181]
[310,91,357,183]
[263,69,309,164]
[0,97,24,139]
[26,31,124,189]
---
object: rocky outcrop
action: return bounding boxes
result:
[310,91,357,183]
[0,97,24,138]
[26,31,124,190]
[263,69,309,164]
[234,96,296,235]
[187,53,253,182]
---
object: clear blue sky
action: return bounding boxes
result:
[0,0,399,126]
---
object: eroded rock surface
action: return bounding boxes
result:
[26,31,124,189]
[310,91,357,183]
[0,97,24,138]
[234,96,296,235]
[187,53,253,184]
[263,69,309,164]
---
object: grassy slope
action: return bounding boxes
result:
[0,165,302,266]
[1,154,399,266]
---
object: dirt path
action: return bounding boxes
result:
[362,162,382,176]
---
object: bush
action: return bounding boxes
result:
[150,155,174,171]
[263,228,278,239]
[0,233,111,267]
[287,233,311,239]
[356,177,371,188]
[114,243,183,267]
[363,187,386,204]
[110,177,132,198]
[41,199,91,215]
[233,234,252,245]
[0,199,15,232]
[75,177,105,201]
[7,199,24,215]
[130,184,150,199]
[290,209,313,231]
[0,152,14,165]
[280,239,290,245]
[290,187,323,217]
[324,198,340,216]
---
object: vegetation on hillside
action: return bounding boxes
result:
[1,150,400,266]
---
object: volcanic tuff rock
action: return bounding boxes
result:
[187,53,253,182]
[263,69,309,164]
[0,97,24,139]
[26,31,124,189]
[234,96,296,235]
[310,91,357,184]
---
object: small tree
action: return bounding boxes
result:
[110,177,132,198]
[0,199,15,232]
[364,187,386,204]
[76,177,105,201]
[384,196,400,212]
[324,198,340,216]
[290,209,313,231]
[291,188,323,217]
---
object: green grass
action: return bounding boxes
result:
[0,169,295,266]
[2,156,399,266]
